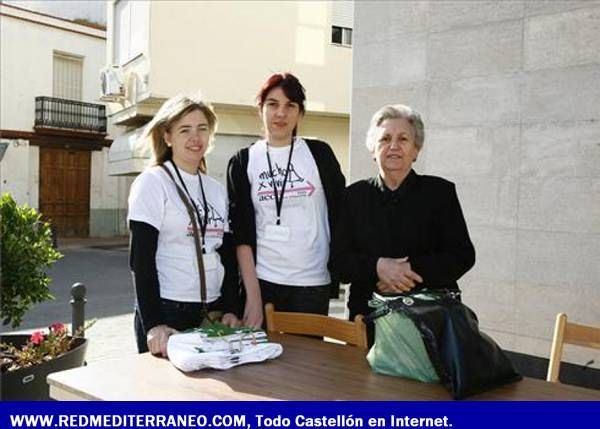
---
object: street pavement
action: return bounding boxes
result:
[2,237,348,363]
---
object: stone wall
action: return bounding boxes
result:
[351,1,600,368]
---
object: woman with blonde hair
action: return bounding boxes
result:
[128,94,241,357]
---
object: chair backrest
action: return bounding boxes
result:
[546,313,600,382]
[264,303,368,349]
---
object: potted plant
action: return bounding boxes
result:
[0,193,88,400]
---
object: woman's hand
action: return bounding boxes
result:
[221,312,242,328]
[146,324,178,358]
[243,289,264,328]
[376,257,423,293]
[236,245,264,328]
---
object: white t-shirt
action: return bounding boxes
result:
[247,138,331,286]
[127,162,228,303]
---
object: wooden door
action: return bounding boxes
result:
[39,147,90,237]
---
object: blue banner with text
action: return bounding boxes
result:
[0,401,598,429]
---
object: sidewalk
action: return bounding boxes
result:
[10,236,349,364]
[76,236,136,362]
[56,235,129,251]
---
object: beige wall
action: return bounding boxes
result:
[215,105,350,176]
[300,114,350,176]
[147,1,351,115]
[105,1,351,178]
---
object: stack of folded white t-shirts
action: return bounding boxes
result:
[167,326,283,372]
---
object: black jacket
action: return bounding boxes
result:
[331,170,475,318]
[227,138,345,295]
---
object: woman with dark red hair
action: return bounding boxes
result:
[227,72,345,327]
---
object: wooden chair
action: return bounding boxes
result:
[546,313,600,382]
[264,303,368,349]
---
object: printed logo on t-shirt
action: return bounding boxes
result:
[256,162,315,203]
[186,201,225,238]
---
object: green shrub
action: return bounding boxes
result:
[1,193,62,328]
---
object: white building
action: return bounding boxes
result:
[0,2,132,237]
[104,0,354,183]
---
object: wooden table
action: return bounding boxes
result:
[48,333,600,400]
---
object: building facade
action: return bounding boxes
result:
[105,0,353,183]
[0,3,132,237]
[350,1,600,372]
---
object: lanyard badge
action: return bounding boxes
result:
[264,140,294,242]
[171,161,210,252]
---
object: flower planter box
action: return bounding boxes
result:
[0,334,87,400]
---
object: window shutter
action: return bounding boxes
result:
[332,1,353,29]
[53,53,83,101]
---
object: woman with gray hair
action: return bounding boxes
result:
[331,104,475,344]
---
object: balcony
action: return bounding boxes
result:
[35,96,107,134]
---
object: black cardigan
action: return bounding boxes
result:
[226,138,345,295]
[331,171,475,318]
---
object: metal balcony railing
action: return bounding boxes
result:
[35,96,107,133]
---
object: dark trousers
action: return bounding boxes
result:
[134,298,223,353]
[259,279,330,316]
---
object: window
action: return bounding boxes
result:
[113,0,149,64]
[53,52,83,100]
[331,1,353,47]
[331,26,352,46]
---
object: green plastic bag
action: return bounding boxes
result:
[366,293,439,383]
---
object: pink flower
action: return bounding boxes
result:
[30,331,45,345]
[49,322,66,334]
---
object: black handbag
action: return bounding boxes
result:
[367,289,522,399]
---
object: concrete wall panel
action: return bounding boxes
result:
[354,41,390,89]
[518,177,600,233]
[454,176,519,229]
[352,1,600,367]
[426,126,520,178]
[522,66,600,123]
[525,0,600,17]
[516,230,600,289]
[428,20,523,80]
[468,226,517,284]
[355,36,427,88]
[429,1,525,32]
[388,35,428,86]
[525,6,600,70]
[514,282,587,340]
[465,280,517,336]
[354,1,429,45]
[429,76,521,127]
[520,120,600,178]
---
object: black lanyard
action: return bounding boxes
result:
[265,139,294,225]
[171,161,209,251]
